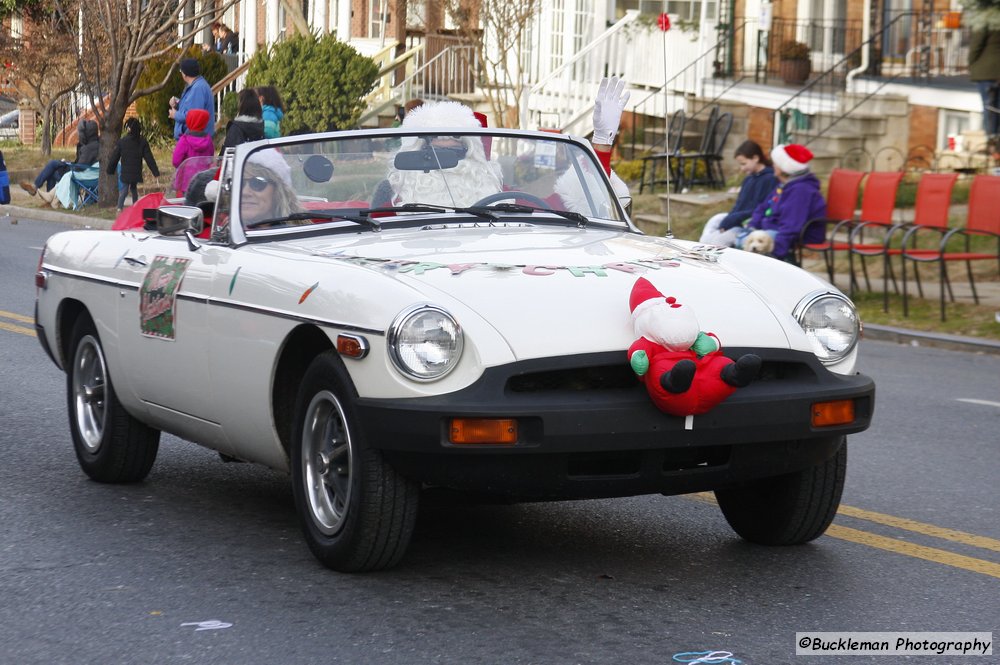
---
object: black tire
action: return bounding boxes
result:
[290,352,419,572]
[67,314,160,483]
[715,439,847,545]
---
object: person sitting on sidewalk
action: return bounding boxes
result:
[743,143,827,264]
[19,119,100,204]
[698,140,778,247]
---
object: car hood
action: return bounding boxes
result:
[261,224,819,359]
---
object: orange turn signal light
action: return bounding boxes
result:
[449,418,518,445]
[811,399,855,427]
[336,334,368,359]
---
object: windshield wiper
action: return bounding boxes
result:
[364,203,448,215]
[246,211,381,232]
[464,203,592,227]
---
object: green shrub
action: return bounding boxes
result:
[245,33,380,133]
[136,47,228,142]
[612,159,644,183]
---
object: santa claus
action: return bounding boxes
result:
[376,101,504,208]
[627,277,761,417]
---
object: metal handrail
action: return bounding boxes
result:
[520,10,640,131]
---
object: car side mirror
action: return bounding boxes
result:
[619,195,633,218]
[156,205,205,236]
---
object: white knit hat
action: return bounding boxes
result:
[771,144,814,175]
[247,148,292,187]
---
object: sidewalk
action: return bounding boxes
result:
[5,188,999,355]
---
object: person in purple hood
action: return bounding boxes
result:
[744,143,826,263]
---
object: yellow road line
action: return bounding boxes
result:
[0,309,33,324]
[837,505,1000,554]
[0,320,36,336]
[689,492,1000,579]
[826,524,1000,580]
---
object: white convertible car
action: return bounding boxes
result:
[35,128,874,572]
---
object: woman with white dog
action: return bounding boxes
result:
[744,143,827,264]
[698,140,777,247]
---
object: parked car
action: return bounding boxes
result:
[35,127,875,572]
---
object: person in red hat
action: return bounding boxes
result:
[172,108,215,196]
[744,143,826,263]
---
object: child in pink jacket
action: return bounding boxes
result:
[172,108,215,196]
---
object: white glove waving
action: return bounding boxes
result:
[592,76,630,145]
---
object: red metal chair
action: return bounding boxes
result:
[900,174,1000,320]
[846,171,906,304]
[797,168,866,286]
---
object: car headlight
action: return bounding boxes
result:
[793,291,860,364]
[388,305,464,381]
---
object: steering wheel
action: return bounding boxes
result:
[471,190,552,210]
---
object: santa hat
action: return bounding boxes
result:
[186,108,209,133]
[401,101,481,130]
[629,277,682,318]
[771,144,813,175]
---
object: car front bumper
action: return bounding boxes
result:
[355,349,874,499]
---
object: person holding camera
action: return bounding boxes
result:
[169,58,215,141]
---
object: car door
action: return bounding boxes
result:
[115,234,218,430]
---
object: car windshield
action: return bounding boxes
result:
[222,130,626,235]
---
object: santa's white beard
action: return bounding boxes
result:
[633,302,700,351]
[387,147,504,208]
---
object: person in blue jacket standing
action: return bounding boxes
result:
[745,143,827,263]
[698,140,778,246]
[169,58,215,141]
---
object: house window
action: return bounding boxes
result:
[369,0,386,39]
[572,0,593,53]
[618,1,718,22]
[666,1,717,21]
[551,0,565,70]
[941,111,971,150]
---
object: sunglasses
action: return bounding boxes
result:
[244,176,274,192]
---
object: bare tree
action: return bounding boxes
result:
[441,0,541,127]
[0,16,80,156]
[51,0,238,206]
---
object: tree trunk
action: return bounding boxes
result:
[98,107,127,208]
[40,106,55,157]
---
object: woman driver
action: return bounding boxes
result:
[238,149,304,227]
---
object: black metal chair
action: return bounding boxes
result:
[676,107,732,190]
[638,109,686,194]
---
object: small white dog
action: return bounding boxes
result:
[743,230,775,255]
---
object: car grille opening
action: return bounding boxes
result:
[505,359,816,395]
[507,364,638,393]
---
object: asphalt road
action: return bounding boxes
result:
[1,218,998,664]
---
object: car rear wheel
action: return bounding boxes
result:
[291,352,419,572]
[67,314,160,483]
[715,438,846,545]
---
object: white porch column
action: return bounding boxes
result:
[313,0,329,34]
[337,0,351,41]
[244,0,258,57]
[266,0,280,45]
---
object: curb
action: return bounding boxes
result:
[7,204,1000,355]
[2,203,112,229]
[863,323,1000,356]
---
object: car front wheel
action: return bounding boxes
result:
[715,438,847,545]
[291,352,419,572]
[67,314,160,483]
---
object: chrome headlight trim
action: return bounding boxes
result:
[793,291,860,364]
[387,305,464,381]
